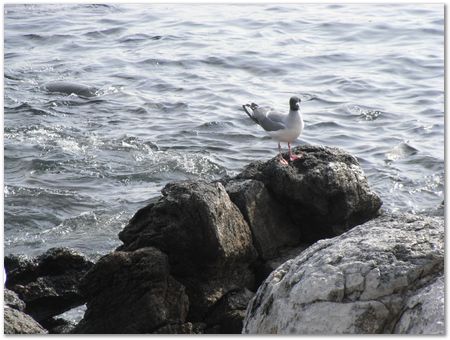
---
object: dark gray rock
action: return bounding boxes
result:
[236,145,382,242]
[205,288,255,334]
[225,179,301,260]
[73,247,189,334]
[4,288,26,311]
[118,180,257,321]
[41,317,76,334]
[4,247,94,322]
[4,254,39,286]
[4,306,47,334]
[153,322,206,334]
[44,81,97,97]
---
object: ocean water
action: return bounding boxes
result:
[4,4,444,259]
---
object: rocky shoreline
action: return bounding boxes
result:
[4,145,444,334]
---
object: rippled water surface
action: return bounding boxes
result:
[4,4,444,258]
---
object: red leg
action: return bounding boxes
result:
[278,142,288,165]
[288,142,300,161]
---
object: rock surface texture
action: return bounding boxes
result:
[4,288,47,334]
[235,145,382,242]
[4,307,48,334]
[242,213,444,334]
[117,180,257,321]
[394,275,444,334]
[73,247,189,333]
[4,247,94,323]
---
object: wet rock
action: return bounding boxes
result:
[4,306,47,334]
[205,288,255,334]
[118,180,257,321]
[4,288,26,311]
[73,247,189,334]
[243,213,443,334]
[4,247,94,322]
[394,275,444,334]
[225,179,301,260]
[236,145,382,242]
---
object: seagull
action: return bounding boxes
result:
[243,96,304,165]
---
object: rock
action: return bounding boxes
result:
[205,288,255,334]
[153,322,206,334]
[44,81,97,97]
[5,288,26,311]
[4,306,47,334]
[4,254,39,286]
[41,317,76,334]
[118,180,257,320]
[73,247,189,334]
[394,275,444,334]
[225,179,301,260]
[4,247,94,322]
[242,213,443,334]
[236,145,382,242]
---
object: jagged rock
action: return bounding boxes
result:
[4,306,47,334]
[4,247,94,322]
[225,179,301,260]
[5,288,26,311]
[236,145,382,242]
[118,180,257,321]
[242,213,443,334]
[205,288,255,334]
[73,247,189,334]
[394,275,444,334]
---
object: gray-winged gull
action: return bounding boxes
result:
[243,96,304,164]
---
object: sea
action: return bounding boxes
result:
[4,4,444,262]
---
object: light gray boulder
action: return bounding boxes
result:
[4,288,26,312]
[242,213,444,334]
[394,275,444,334]
[4,306,47,334]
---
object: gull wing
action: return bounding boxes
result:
[243,104,286,132]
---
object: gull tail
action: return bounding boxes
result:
[242,103,259,124]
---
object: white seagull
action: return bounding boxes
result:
[243,96,304,164]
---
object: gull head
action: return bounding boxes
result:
[289,96,301,111]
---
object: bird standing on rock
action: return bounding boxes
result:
[243,96,304,165]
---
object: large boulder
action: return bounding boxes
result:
[242,213,444,334]
[73,247,189,334]
[236,145,382,242]
[4,247,94,322]
[118,180,257,320]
